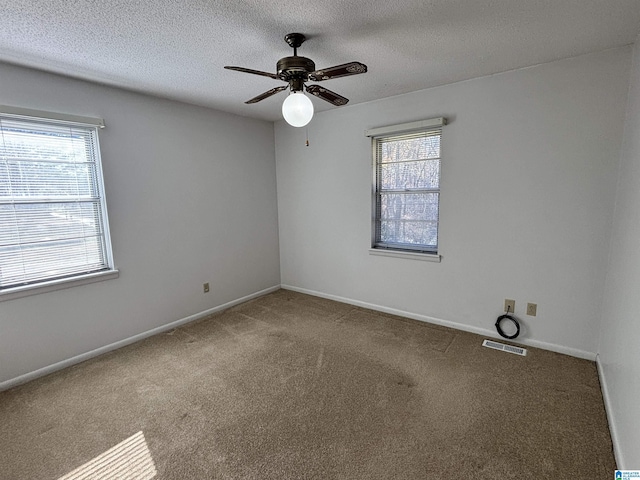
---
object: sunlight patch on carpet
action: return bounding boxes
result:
[58,431,156,480]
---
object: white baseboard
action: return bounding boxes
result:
[596,354,623,468]
[0,285,280,392]
[281,284,597,361]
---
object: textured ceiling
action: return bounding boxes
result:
[0,0,639,122]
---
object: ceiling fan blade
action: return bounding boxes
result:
[224,66,278,80]
[305,85,349,106]
[308,62,367,82]
[245,85,288,104]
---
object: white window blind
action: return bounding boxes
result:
[0,113,113,290]
[369,119,444,254]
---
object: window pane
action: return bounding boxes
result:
[379,220,438,247]
[0,202,102,246]
[380,134,440,162]
[2,160,96,199]
[0,123,92,163]
[379,192,439,222]
[0,236,105,286]
[380,159,440,190]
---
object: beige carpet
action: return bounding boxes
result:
[0,289,615,479]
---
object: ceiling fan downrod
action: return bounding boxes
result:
[284,33,306,56]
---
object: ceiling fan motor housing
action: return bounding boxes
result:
[277,56,316,90]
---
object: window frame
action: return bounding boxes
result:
[367,117,446,260]
[0,105,118,301]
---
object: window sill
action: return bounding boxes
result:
[0,269,119,302]
[369,249,441,262]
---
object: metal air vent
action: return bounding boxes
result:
[482,339,527,356]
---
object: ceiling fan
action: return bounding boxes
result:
[224,33,367,127]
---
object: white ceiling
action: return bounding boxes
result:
[1,0,639,122]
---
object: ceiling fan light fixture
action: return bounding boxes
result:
[225,33,367,123]
[282,91,314,127]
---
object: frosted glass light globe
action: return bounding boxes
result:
[282,92,314,127]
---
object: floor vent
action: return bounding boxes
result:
[482,339,527,356]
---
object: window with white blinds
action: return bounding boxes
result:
[0,111,114,291]
[368,118,445,254]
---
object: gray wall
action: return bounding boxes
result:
[599,35,640,468]
[0,62,281,385]
[275,47,631,358]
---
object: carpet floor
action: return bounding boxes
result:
[0,289,615,479]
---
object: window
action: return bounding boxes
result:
[367,118,445,256]
[0,106,115,297]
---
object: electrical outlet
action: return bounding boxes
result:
[526,303,537,316]
[504,299,515,313]
[203,282,210,293]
